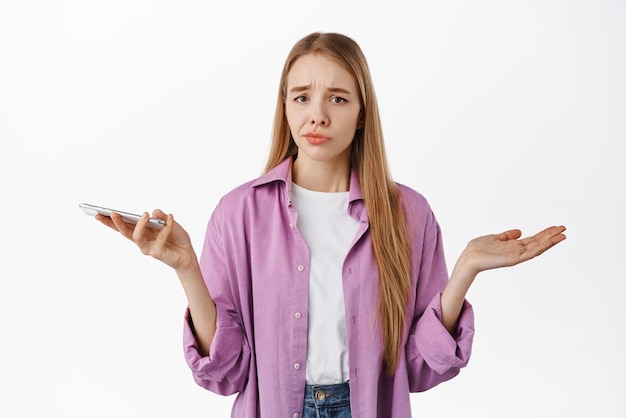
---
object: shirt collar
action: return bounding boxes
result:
[251,157,365,205]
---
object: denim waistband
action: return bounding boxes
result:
[304,381,350,408]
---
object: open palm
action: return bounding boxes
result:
[465,226,567,273]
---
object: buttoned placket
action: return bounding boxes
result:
[284,178,369,417]
[343,199,369,383]
[286,193,310,416]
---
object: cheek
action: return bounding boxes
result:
[341,110,361,131]
[285,114,296,135]
[284,105,296,125]
[285,107,307,133]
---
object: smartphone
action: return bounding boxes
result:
[79,203,165,230]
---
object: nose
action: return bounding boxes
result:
[309,101,329,126]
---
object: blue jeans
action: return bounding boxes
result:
[303,381,351,418]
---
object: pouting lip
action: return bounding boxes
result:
[303,132,329,140]
[303,132,330,144]
[304,133,330,145]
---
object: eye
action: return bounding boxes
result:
[330,96,347,104]
[294,95,309,103]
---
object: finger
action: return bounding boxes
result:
[149,213,174,258]
[94,214,120,232]
[110,212,135,240]
[132,212,152,254]
[151,208,168,220]
[521,225,567,257]
[542,225,567,244]
[521,225,566,247]
[496,229,522,241]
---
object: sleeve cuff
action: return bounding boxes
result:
[182,308,248,382]
[409,292,475,375]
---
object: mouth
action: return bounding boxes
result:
[304,133,330,145]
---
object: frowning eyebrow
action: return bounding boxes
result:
[288,85,354,95]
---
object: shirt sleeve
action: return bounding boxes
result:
[405,213,475,392]
[182,208,252,396]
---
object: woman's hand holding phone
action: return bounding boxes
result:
[97,209,198,274]
[86,203,216,354]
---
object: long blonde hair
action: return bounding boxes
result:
[264,32,412,375]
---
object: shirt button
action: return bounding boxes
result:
[297,265,305,272]
[289,223,294,229]
[294,312,302,319]
[293,414,299,418]
[293,362,301,370]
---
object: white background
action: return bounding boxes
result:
[1,1,624,417]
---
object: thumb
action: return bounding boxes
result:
[497,229,522,241]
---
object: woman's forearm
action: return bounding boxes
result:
[176,260,217,357]
[441,251,478,334]
[441,225,567,334]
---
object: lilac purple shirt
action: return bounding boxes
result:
[183,157,475,417]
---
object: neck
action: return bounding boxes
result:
[292,157,350,192]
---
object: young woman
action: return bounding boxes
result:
[97,32,566,418]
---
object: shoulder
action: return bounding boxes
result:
[215,177,282,212]
[395,182,440,236]
[215,158,291,211]
[205,177,285,240]
[396,182,432,213]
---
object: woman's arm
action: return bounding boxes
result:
[441,226,567,333]
[97,209,217,355]
[175,258,216,357]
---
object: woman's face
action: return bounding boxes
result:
[284,53,362,168]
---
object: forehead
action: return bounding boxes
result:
[286,53,357,91]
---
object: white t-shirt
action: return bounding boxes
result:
[290,183,361,385]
